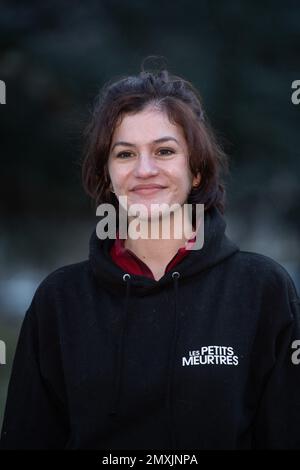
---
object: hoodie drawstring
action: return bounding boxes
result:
[109,273,131,417]
[166,271,180,450]
[109,271,181,450]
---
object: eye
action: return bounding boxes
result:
[116,151,133,159]
[157,148,175,156]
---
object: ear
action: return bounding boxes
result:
[192,172,201,188]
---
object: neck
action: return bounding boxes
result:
[124,209,195,264]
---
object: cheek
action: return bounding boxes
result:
[107,161,114,181]
[114,171,133,195]
[173,168,192,190]
[109,164,125,186]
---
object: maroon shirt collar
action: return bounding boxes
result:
[110,231,196,279]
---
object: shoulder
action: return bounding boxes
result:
[38,260,90,289]
[232,250,299,300]
[29,260,91,312]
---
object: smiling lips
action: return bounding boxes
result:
[130,184,167,195]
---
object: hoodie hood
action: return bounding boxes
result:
[89,205,240,296]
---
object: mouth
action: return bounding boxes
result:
[130,185,167,196]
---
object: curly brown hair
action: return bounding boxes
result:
[81,58,229,216]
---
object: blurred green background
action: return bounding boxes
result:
[1,0,300,432]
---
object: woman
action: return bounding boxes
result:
[1,63,300,450]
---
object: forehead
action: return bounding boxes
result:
[111,107,185,142]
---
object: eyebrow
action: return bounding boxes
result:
[110,136,179,152]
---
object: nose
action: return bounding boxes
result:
[133,153,159,178]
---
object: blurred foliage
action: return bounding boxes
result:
[0,317,22,429]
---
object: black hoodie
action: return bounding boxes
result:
[1,206,300,449]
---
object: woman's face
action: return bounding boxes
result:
[107,106,201,218]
